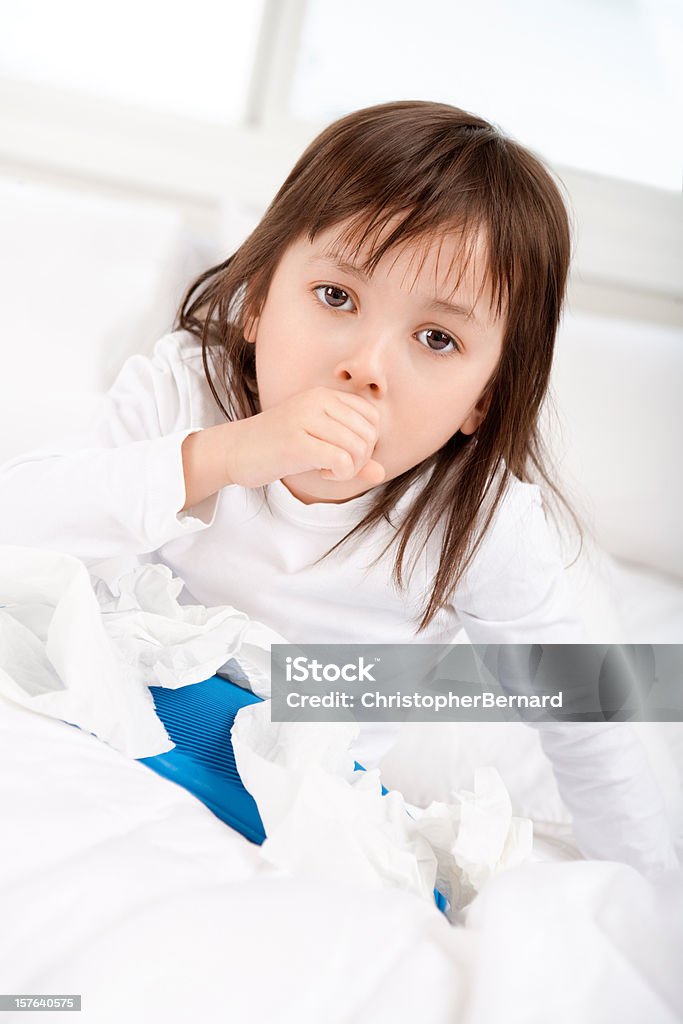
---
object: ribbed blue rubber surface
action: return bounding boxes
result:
[139,675,266,844]
[139,674,447,913]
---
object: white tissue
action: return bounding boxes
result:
[0,546,288,757]
[413,770,534,912]
[231,701,533,916]
[1,545,533,910]
[0,546,169,757]
[91,561,284,698]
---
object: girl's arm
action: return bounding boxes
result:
[1,328,380,556]
[453,481,678,876]
[0,332,222,564]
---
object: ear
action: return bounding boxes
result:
[460,389,493,436]
[243,312,259,345]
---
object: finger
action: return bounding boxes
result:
[320,458,385,485]
[323,405,378,454]
[355,459,386,485]
[307,436,358,481]
[327,390,381,430]
[306,420,375,476]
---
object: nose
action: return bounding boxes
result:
[333,333,390,397]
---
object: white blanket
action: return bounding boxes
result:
[0,696,681,1024]
[1,545,682,1022]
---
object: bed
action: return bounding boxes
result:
[1,178,682,1023]
[1,688,682,1023]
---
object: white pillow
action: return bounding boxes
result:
[0,177,218,395]
[547,309,683,579]
[0,179,254,464]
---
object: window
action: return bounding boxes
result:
[291,0,683,191]
[0,0,264,124]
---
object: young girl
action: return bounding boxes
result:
[1,100,676,876]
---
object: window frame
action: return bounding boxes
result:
[0,0,680,328]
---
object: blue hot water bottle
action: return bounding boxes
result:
[138,673,448,914]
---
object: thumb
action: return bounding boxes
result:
[356,459,386,486]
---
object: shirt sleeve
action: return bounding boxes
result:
[453,480,588,643]
[452,479,679,876]
[0,332,221,564]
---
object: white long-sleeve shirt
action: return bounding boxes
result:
[0,330,677,875]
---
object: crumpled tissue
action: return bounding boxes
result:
[90,561,281,699]
[0,545,289,758]
[1,544,533,911]
[231,700,533,918]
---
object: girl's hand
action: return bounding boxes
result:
[224,386,385,489]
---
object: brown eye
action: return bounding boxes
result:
[314,285,355,311]
[416,327,460,356]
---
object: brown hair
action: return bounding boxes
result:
[175,99,584,633]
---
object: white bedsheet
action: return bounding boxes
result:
[1,695,682,1024]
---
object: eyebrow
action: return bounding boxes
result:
[308,254,482,328]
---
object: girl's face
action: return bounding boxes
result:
[245,218,506,505]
